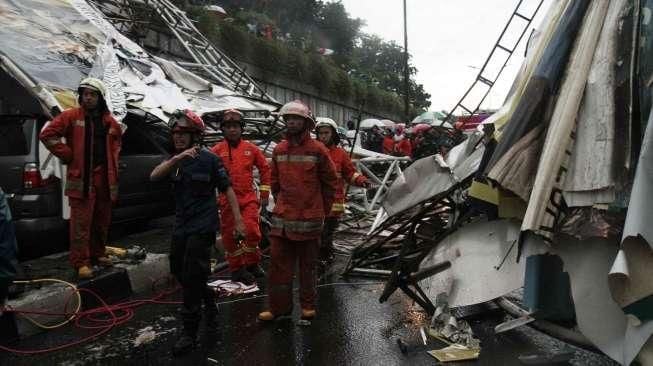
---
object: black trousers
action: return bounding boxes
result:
[319,217,339,260]
[170,232,216,335]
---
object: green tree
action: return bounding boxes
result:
[314,1,362,66]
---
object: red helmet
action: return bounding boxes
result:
[169,109,205,133]
[412,123,431,135]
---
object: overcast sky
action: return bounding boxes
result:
[338,0,553,113]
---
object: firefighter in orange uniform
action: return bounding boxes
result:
[40,78,122,279]
[314,117,371,264]
[258,100,338,322]
[382,129,395,155]
[211,109,271,285]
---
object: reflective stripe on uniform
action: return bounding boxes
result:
[350,172,361,184]
[270,216,323,232]
[225,248,244,258]
[73,120,85,127]
[259,185,271,192]
[44,138,64,148]
[242,246,258,253]
[275,155,319,163]
[331,203,345,212]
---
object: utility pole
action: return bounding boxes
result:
[403,0,410,122]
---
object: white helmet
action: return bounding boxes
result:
[315,117,338,130]
[315,117,340,145]
[78,77,107,98]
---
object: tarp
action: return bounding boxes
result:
[381,133,484,217]
[562,0,627,207]
[484,0,589,176]
[418,220,548,307]
[521,0,609,236]
[0,0,278,119]
[609,103,653,323]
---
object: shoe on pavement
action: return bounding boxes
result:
[172,334,196,357]
[77,266,94,279]
[258,310,292,321]
[231,267,256,286]
[301,309,316,320]
[97,257,113,267]
[247,264,266,278]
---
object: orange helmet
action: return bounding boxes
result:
[221,108,245,129]
[279,100,315,128]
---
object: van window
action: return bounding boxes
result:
[0,120,31,156]
[121,126,162,155]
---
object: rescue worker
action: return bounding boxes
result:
[150,109,246,356]
[258,100,338,322]
[383,128,395,155]
[366,125,384,153]
[211,109,271,285]
[314,117,371,264]
[39,78,122,279]
[394,125,413,157]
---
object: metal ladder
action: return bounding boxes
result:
[89,0,275,102]
[444,0,544,122]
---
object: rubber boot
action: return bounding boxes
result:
[173,313,199,357]
[172,334,196,357]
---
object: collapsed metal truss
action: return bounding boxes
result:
[343,176,480,314]
[89,0,275,102]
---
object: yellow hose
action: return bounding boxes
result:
[9,278,81,330]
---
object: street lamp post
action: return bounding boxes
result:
[403,0,410,122]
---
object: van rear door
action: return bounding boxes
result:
[0,116,36,194]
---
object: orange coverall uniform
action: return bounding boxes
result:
[40,108,122,269]
[396,138,413,157]
[211,139,271,272]
[383,135,395,155]
[267,131,338,314]
[320,145,368,260]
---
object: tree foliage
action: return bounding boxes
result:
[188,0,431,118]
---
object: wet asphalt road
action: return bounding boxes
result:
[2,220,617,366]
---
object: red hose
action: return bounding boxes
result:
[0,283,182,355]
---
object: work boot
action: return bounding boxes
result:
[258,310,291,322]
[97,257,113,267]
[77,266,94,279]
[247,264,266,278]
[231,267,256,286]
[172,334,196,357]
[301,309,316,320]
[173,313,199,357]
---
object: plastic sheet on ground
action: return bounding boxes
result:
[207,279,259,297]
[382,133,484,217]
